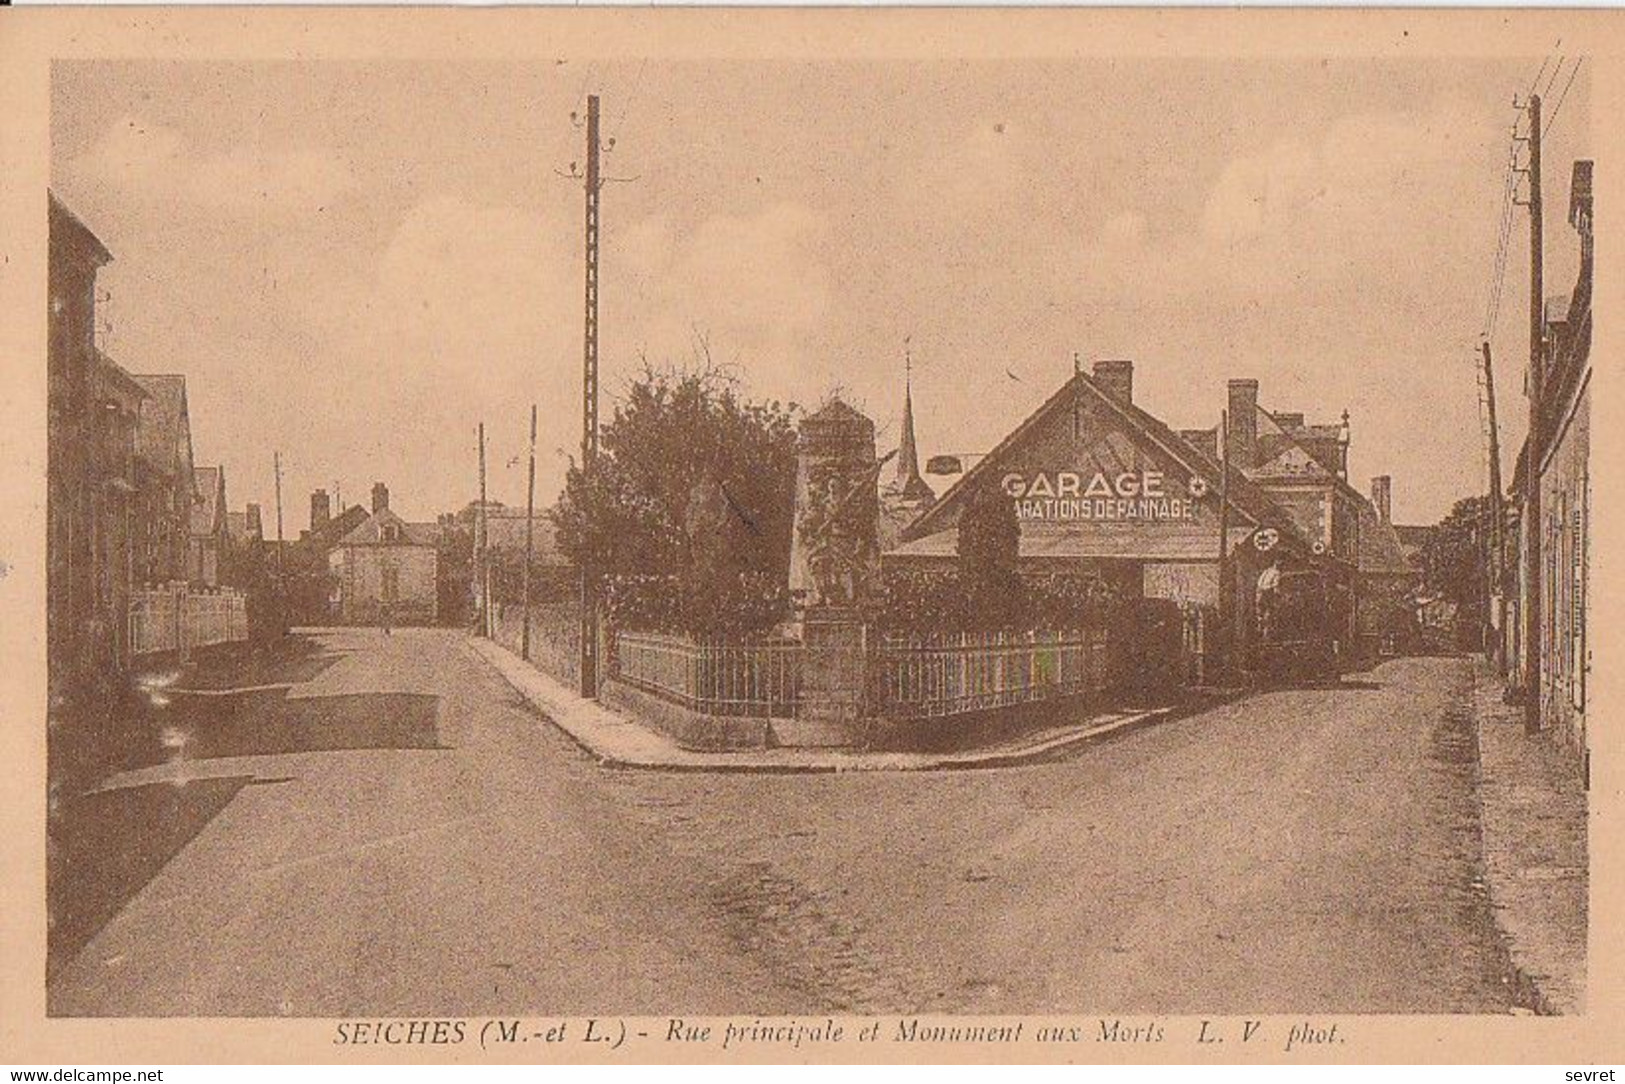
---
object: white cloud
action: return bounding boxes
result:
[617,201,832,371]
[1078,103,1504,302]
[75,116,356,212]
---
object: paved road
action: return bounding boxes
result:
[48,628,1514,1016]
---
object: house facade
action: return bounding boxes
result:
[328,483,440,625]
[130,373,197,586]
[1526,160,1592,764]
[1354,475,1424,655]
[889,360,1352,685]
[48,194,148,689]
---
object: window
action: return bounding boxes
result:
[1573,478,1588,711]
[381,564,399,603]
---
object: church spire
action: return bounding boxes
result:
[893,340,934,503]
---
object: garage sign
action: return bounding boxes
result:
[1001,470,1198,522]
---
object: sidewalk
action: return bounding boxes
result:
[1469,660,1588,1015]
[466,635,1177,773]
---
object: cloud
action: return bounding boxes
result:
[616,201,832,371]
[74,116,356,212]
[1077,103,1504,303]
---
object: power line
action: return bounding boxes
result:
[1526,55,1551,98]
[1543,55,1565,98]
[1481,137,1521,339]
[1546,56,1585,138]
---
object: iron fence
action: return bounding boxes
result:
[613,630,802,718]
[872,628,1109,718]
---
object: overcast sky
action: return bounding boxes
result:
[51,57,1590,527]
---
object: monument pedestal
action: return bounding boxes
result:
[774,607,867,748]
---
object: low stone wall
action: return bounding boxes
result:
[865,690,1111,754]
[600,678,773,752]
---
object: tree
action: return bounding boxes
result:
[1421,495,1492,619]
[957,479,1025,629]
[551,363,799,635]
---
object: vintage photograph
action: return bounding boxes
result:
[40,47,1591,1023]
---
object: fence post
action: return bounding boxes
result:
[175,582,189,663]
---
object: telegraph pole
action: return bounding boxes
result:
[273,451,285,581]
[1215,410,1231,683]
[522,403,537,662]
[273,450,286,632]
[579,93,602,698]
[477,422,489,638]
[1480,339,1506,669]
[1521,92,1544,732]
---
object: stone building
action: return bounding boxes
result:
[1354,475,1424,655]
[889,360,1348,684]
[328,483,440,625]
[1509,159,1592,768]
[48,193,148,691]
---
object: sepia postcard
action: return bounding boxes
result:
[1,4,1623,1066]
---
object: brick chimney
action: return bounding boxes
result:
[1092,359,1134,407]
[1371,475,1392,524]
[1226,379,1259,469]
[310,488,331,532]
[245,503,264,541]
[371,481,389,514]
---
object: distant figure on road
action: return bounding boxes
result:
[381,601,393,637]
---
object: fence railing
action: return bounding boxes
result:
[602,625,1112,721]
[613,630,802,718]
[872,628,1110,718]
[129,584,250,657]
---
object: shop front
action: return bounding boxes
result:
[886,361,1352,687]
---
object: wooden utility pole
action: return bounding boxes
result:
[579,93,602,698]
[1521,92,1544,733]
[273,451,285,580]
[1480,339,1506,669]
[522,404,537,662]
[1215,410,1231,684]
[272,451,286,632]
[476,422,489,637]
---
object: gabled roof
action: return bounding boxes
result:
[131,374,194,478]
[93,350,149,408]
[1250,401,1366,505]
[483,507,563,560]
[904,370,1310,556]
[191,466,225,537]
[301,504,371,552]
[334,507,439,549]
[1357,504,1417,576]
[48,192,113,267]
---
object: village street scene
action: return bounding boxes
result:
[45,57,1589,1017]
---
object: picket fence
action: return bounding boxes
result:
[128,584,249,657]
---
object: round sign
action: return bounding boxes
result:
[1253,527,1280,553]
[1311,539,1327,556]
[1187,476,1210,499]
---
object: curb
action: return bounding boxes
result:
[595,706,1177,775]
[1462,660,1576,1017]
[467,634,1187,774]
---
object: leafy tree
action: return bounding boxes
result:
[1421,495,1493,611]
[957,479,1025,628]
[551,363,799,636]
